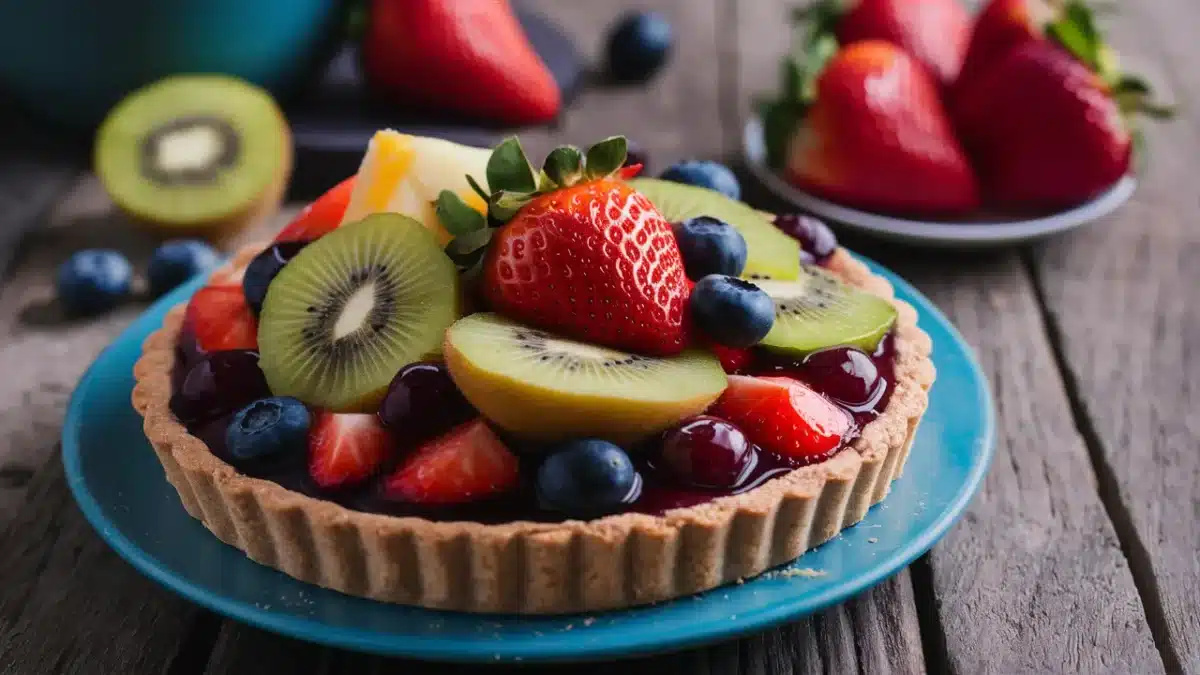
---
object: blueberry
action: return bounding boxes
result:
[659,161,741,200]
[225,396,311,462]
[689,275,775,348]
[537,440,642,517]
[147,239,220,297]
[606,11,672,82]
[774,214,837,264]
[242,240,310,316]
[672,216,748,280]
[56,249,132,315]
[624,139,650,172]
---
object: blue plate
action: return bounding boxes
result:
[63,256,994,664]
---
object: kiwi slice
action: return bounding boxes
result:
[444,313,728,446]
[756,267,898,355]
[629,177,800,280]
[94,75,292,238]
[258,213,460,412]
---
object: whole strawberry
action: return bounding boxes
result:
[953,2,1172,209]
[439,136,689,356]
[801,0,971,85]
[763,38,979,216]
[957,40,1153,209]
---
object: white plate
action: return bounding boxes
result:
[742,116,1136,248]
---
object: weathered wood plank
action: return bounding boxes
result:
[0,457,202,675]
[1027,0,1200,670]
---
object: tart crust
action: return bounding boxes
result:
[132,244,935,614]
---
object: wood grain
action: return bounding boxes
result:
[1026,0,1200,670]
[0,458,199,675]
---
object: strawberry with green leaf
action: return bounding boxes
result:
[953,0,1172,209]
[437,136,689,356]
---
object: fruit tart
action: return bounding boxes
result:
[133,131,935,614]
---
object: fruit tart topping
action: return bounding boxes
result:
[147,240,220,298]
[443,313,727,446]
[658,416,757,489]
[672,216,749,280]
[256,213,460,412]
[185,271,258,352]
[440,136,691,356]
[169,350,270,425]
[773,214,837,266]
[225,396,311,462]
[689,275,776,348]
[383,419,520,505]
[709,375,853,462]
[628,177,801,281]
[242,240,309,316]
[708,343,755,374]
[761,31,979,215]
[536,439,642,518]
[659,160,742,201]
[308,410,395,489]
[757,346,884,411]
[378,362,477,447]
[754,267,897,355]
[274,176,355,243]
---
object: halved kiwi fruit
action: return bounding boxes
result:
[258,213,460,412]
[94,75,292,240]
[755,267,898,355]
[444,313,728,446]
[629,177,801,280]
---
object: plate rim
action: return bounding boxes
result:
[742,115,1136,246]
[62,257,996,663]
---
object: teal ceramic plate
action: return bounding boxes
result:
[63,255,994,664]
[743,116,1136,248]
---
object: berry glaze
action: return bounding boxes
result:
[169,325,897,523]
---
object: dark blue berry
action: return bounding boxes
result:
[243,241,310,316]
[659,161,741,200]
[689,275,775,348]
[672,216,748,280]
[537,440,642,517]
[773,214,837,264]
[225,396,311,462]
[56,249,132,315]
[147,239,220,297]
[606,12,672,82]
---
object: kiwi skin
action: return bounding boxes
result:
[443,315,728,447]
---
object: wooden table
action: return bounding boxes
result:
[1,1,1195,673]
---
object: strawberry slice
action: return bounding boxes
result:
[184,281,258,352]
[308,410,395,489]
[274,176,355,243]
[709,375,853,462]
[383,419,519,505]
[710,344,754,374]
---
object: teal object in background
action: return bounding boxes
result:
[62,254,995,663]
[0,0,343,129]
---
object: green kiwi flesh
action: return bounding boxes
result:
[755,267,898,355]
[444,313,728,444]
[258,213,460,412]
[629,177,801,280]
[94,75,289,228]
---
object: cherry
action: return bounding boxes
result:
[795,347,883,409]
[658,416,757,488]
[378,362,476,447]
[169,350,270,425]
[774,214,837,264]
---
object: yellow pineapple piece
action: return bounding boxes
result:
[341,130,491,244]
